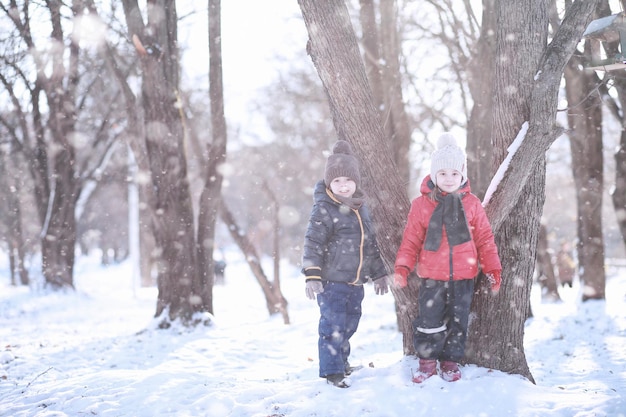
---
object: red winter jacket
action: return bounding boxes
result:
[394,176,501,281]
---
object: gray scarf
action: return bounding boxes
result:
[424,191,471,251]
[329,188,366,210]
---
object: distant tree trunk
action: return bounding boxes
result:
[563,46,606,301]
[358,0,411,189]
[0,151,29,286]
[379,0,412,188]
[466,0,598,382]
[123,0,199,325]
[536,224,560,301]
[102,40,156,289]
[195,0,228,315]
[298,0,415,353]
[613,105,626,254]
[466,0,496,199]
[220,201,290,324]
[596,0,626,258]
[39,0,83,290]
[358,0,385,122]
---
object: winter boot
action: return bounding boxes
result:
[344,362,363,375]
[326,373,351,388]
[440,360,462,382]
[412,359,438,383]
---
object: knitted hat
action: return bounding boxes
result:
[430,132,467,186]
[324,140,361,188]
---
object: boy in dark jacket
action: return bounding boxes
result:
[394,133,502,383]
[302,140,390,388]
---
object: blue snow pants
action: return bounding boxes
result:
[413,278,474,362]
[316,281,364,378]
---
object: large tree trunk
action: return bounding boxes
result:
[195,0,228,315]
[564,48,606,301]
[123,0,199,324]
[466,0,599,382]
[298,0,416,354]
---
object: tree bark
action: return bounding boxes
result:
[466,0,598,382]
[466,0,496,199]
[564,48,606,301]
[195,0,228,315]
[122,0,199,324]
[298,0,416,353]
[536,224,561,301]
[379,0,412,189]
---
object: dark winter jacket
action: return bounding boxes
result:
[395,176,501,281]
[302,180,388,285]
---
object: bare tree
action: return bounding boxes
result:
[122,0,200,324]
[466,0,496,199]
[194,0,228,315]
[357,0,412,187]
[0,0,125,289]
[563,44,606,301]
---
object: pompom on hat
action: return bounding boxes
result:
[430,132,467,186]
[324,140,361,188]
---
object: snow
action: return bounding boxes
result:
[483,121,529,207]
[1,252,625,417]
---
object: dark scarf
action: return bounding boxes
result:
[333,189,366,210]
[424,190,471,251]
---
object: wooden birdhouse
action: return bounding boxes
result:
[582,12,626,71]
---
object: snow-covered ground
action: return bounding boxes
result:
[1,252,625,417]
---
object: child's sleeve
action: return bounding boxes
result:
[301,203,332,281]
[394,198,426,274]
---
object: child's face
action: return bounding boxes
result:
[330,176,356,198]
[435,169,463,193]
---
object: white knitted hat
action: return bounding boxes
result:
[430,133,467,186]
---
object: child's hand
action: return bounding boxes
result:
[393,267,409,288]
[485,270,501,293]
[305,280,324,300]
[374,276,389,295]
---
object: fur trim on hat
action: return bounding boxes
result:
[324,140,361,188]
[430,133,467,186]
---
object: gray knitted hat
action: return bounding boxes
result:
[430,133,467,186]
[324,140,361,188]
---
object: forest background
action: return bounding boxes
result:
[1,0,626,382]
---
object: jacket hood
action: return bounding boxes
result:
[420,175,471,196]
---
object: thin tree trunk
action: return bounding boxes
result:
[379,0,412,188]
[536,224,561,301]
[564,49,606,301]
[195,0,229,315]
[220,201,290,323]
[262,181,290,325]
[612,117,626,254]
[466,0,496,200]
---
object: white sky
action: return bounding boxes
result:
[177,1,308,145]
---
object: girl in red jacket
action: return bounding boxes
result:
[394,133,502,383]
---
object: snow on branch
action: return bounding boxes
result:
[483,122,529,207]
